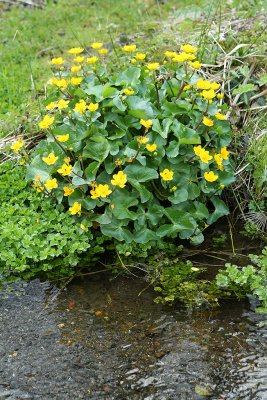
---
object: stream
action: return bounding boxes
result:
[0,270,266,399]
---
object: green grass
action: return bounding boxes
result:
[0,0,208,138]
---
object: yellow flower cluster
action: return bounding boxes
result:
[140,119,153,130]
[160,169,174,181]
[123,88,135,96]
[193,146,213,163]
[204,171,218,182]
[73,100,99,114]
[137,136,149,145]
[146,143,157,152]
[39,115,54,129]
[10,138,24,154]
[111,171,127,188]
[69,201,82,216]
[51,57,64,66]
[46,99,69,111]
[56,133,69,143]
[45,178,58,190]
[63,186,74,196]
[122,44,136,52]
[90,184,112,199]
[57,163,73,176]
[42,152,58,165]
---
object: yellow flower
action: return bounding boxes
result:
[123,88,134,96]
[172,53,188,62]
[86,56,98,64]
[33,181,44,193]
[39,115,54,129]
[210,82,221,90]
[122,44,136,52]
[115,159,123,166]
[111,171,127,188]
[70,77,83,85]
[146,62,159,70]
[74,56,85,63]
[87,102,99,112]
[193,145,203,157]
[146,143,157,152]
[137,136,149,145]
[91,42,103,49]
[57,163,73,176]
[44,178,58,190]
[74,99,87,114]
[199,149,213,164]
[204,171,218,182]
[160,168,174,181]
[98,48,108,55]
[201,89,216,100]
[57,99,69,109]
[214,153,223,167]
[46,102,57,111]
[217,93,224,99]
[69,201,82,216]
[189,61,202,69]
[164,51,177,58]
[221,147,229,160]
[183,85,191,91]
[51,57,64,66]
[135,52,146,60]
[215,112,226,120]
[51,78,69,89]
[181,44,198,53]
[90,184,112,198]
[140,119,153,129]
[203,116,214,127]
[63,186,74,196]
[186,54,196,60]
[68,47,84,55]
[10,138,24,154]
[131,58,137,64]
[196,79,211,90]
[64,156,71,164]
[42,152,58,165]
[71,65,82,73]
[56,134,69,142]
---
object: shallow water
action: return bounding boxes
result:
[0,275,266,400]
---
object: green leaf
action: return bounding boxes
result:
[166,140,179,158]
[172,120,201,145]
[157,209,196,238]
[110,191,138,220]
[100,218,133,242]
[259,73,267,86]
[233,84,257,95]
[193,201,209,220]
[127,96,154,119]
[115,66,141,86]
[207,196,229,224]
[85,162,100,181]
[168,188,188,204]
[152,118,172,139]
[83,138,110,161]
[127,178,152,203]
[134,227,158,243]
[124,164,158,182]
[113,95,127,112]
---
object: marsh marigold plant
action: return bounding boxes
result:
[24,42,234,245]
